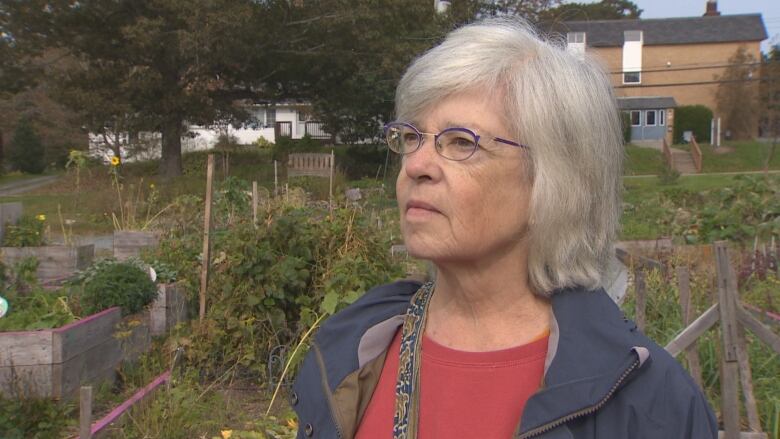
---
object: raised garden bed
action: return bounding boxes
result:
[149,283,188,336]
[0,307,122,399]
[113,230,160,261]
[0,244,94,285]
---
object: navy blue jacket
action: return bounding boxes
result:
[291,281,718,438]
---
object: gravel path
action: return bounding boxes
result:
[0,175,61,196]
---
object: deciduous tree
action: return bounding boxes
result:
[715,47,760,140]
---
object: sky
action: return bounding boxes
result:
[578,0,780,52]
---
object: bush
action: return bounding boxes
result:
[673,105,713,144]
[79,261,157,316]
[271,135,323,162]
[2,215,46,247]
[621,112,632,144]
[9,119,46,174]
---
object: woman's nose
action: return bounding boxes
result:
[403,134,441,181]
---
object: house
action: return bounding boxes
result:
[617,96,676,142]
[89,101,332,162]
[549,1,767,142]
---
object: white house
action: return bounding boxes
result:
[88,101,331,162]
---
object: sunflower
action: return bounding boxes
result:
[36,214,46,221]
[110,156,121,166]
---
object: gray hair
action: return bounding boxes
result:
[396,18,623,295]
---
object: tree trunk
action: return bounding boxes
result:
[160,117,183,179]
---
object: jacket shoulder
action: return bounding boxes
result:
[312,280,420,389]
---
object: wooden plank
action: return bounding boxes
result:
[90,370,170,438]
[80,386,92,439]
[634,269,646,332]
[200,154,214,321]
[677,267,703,389]
[665,303,720,357]
[615,247,664,272]
[113,231,159,261]
[714,241,741,439]
[56,335,122,399]
[252,181,258,225]
[1,245,93,284]
[737,306,780,356]
[0,364,54,398]
[0,331,53,366]
[735,324,762,432]
[53,307,121,364]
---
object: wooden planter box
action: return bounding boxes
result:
[149,283,188,336]
[0,306,154,400]
[0,307,122,399]
[113,230,160,261]
[0,244,94,285]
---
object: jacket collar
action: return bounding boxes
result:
[518,288,650,436]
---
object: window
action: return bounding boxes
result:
[624,30,643,42]
[266,107,276,127]
[623,71,641,84]
[567,32,585,44]
[298,110,310,122]
[658,110,665,126]
[630,111,641,126]
[646,110,656,126]
[566,32,586,59]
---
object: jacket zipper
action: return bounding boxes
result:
[312,341,345,439]
[516,357,641,439]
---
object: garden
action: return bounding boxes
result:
[0,139,778,438]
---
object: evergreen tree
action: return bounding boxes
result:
[9,119,45,174]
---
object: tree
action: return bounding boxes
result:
[9,118,45,174]
[715,47,760,140]
[759,45,780,171]
[5,0,290,178]
[540,0,642,22]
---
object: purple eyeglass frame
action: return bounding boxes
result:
[383,121,528,161]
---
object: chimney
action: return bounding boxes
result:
[704,1,720,16]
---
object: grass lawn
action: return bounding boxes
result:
[0,170,59,186]
[624,144,664,176]
[673,140,780,173]
[620,173,742,240]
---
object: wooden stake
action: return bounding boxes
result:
[329,149,334,208]
[274,160,278,197]
[634,269,646,332]
[715,241,741,439]
[80,386,92,439]
[199,154,215,321]
[252,181,258,225]
[677,267,703,389]
[735,324,762,432]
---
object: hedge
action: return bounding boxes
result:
[673,105,713,144]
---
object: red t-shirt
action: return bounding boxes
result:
[355,329,549,439]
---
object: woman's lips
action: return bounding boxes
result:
[406,200,441,219]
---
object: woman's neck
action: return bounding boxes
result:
[424,250,551,352]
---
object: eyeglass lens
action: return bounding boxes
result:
[386,125,478,161]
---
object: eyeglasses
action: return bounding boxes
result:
[383,121,527,161]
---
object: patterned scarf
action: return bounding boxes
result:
[393,281,435,439]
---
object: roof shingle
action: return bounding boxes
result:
[544,14,767,47]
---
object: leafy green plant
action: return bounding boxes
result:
[2,215,46,247]
[79,261,157,316]
[0,288,77,331]
[0,394,74,439]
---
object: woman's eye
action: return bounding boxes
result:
[447,136,476,149]
[402,133,419,143]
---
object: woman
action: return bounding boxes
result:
[291,18,717,439]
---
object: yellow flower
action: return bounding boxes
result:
[286,418,299,430]
[221,430,233,439]
[36,214,46,221]
[150,183,155,189]
[110,156,121,166]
